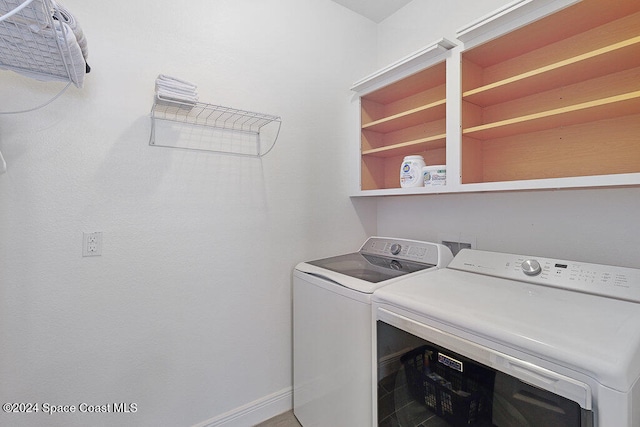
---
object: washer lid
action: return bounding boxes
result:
[306,252,432,283]
[296,237,453,294]
[296,255,437,294]
[373,258,640,392]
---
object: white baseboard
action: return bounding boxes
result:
[192,387,292,427]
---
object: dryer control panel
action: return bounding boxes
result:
[449,249,640,303]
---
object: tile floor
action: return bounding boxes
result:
[378,370,449,427]
[254,410,301,427]
[254,370,449,427]
[379,368,495,427]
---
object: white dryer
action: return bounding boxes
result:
[293,237,453,426]
[373,249,640,426]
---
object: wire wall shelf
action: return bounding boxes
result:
[149,96,282,157]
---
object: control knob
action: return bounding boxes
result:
[390,243,402,255]
[521,259,542,276]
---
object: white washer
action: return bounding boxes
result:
[373,249,640,426]
[293,237,453,426]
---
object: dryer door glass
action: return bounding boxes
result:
[376,321,592,427]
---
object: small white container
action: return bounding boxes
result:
[423,165,446,186]
[400,155,426,188]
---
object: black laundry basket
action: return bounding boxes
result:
[400,345,430,399]
[401,345,495,426]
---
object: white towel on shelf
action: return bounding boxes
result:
[156,74,197,90]
[155,74,198,106]
[155,81,196,96]
[156,90,199,104]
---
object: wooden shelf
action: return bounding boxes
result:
[463,36,640,106]
[462,113,640,184]
[459,0,640,188]
[463,91,640,140]
[362,99,446,134]
[362,134,446,158]
[460,0,640,68]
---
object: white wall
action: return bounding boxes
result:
[375,0,640,269]
[0,1,377,426]
[3,1,638,426]
[376,0,508,67]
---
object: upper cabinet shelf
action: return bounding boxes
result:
[361,97,446,134]
[351,0,640,196]
[463,90,640,140]
[463,35,640,106]
[361,133,446,158]
[459,0,640,187]
[352,39,456,191]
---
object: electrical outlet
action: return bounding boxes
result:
[83,232,102,257]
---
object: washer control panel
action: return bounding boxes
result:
[449,249,640,303]
[360,237,448,266]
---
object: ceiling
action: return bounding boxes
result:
[330,0,413,23]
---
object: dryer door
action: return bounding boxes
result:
[375,307,594,427]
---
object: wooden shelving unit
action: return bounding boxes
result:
[460,0,640,184]
[353,39,455,191]
[351,0,640,196]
